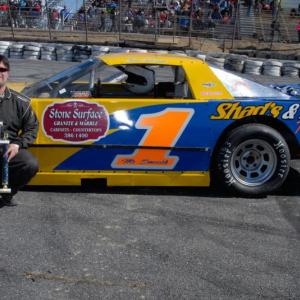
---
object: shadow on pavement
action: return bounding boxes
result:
[275,167,300,236]
[20,166,300,199]
[275,167,300,196]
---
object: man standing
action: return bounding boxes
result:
[0,55,39,206]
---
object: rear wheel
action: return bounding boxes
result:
[215,124,290,196]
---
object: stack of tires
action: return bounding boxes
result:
[73,45,92,62]
[225,55,246,73]
[56,44,73,62]
[206,56,225,68]
[0,41,10,57]
[196,53,206,61]
[262,60,282,77]
[243,59,263,75]
[109,47,130,53]
[149,50,169,54]
[23,43,41,60]
[40,44,56,61]
[169,50,187,56]
[129,48,148,53]
[9,43,24,59]
[282,62,300,78]
[91,45,107,57]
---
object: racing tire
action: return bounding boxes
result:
[215,124,290,196]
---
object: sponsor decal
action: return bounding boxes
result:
[70,90,92,98]
[211,102,283,120]
[42,100,109,143]
[200,91,222,96]
[202,82,215,88]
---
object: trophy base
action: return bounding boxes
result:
[0,188,11,193]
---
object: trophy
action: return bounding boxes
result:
[0,122,11,193]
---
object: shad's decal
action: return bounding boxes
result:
[111,108,194,170]
[42,100,109,143]
[211,102,283,120]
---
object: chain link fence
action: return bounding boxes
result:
[0,0,298,45]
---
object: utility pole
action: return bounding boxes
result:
[83,0,88,45]
[6,0,15,40]
[45,0,52,41]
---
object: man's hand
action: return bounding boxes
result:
[6,144,20,162]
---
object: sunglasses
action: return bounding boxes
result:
[0,67,9,73]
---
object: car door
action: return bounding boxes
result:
[29,59,217,186]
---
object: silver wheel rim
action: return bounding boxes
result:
[230,139,277,187]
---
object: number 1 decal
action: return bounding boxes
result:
[111,108,194,169]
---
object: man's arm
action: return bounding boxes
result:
[14,103,39,149]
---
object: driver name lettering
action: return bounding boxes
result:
[211,102,283,120]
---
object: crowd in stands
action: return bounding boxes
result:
[0,0,69,29]
[0,0,299,42]
[78,0,293,33]
[0,1,43,28]
[77,0,239,33]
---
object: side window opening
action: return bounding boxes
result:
[92,64,193,99]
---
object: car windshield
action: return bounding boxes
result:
[22,58,102,97]
[210,66,290,99]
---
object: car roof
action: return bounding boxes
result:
[100,52,204,66]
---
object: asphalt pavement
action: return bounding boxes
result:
[0,58,299,300]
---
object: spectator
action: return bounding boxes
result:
[109,6,117,32]
[270,19,281,41]
[290,8,297,17]
[255,0,262,15]
[133,9,145,32]
[123,16,133,32]
[98,10,106,31]
[179,5,190,31]
[31,1,41,28]
[9,1,19,28]
[60,5,69,29]
[271,0,278,18]
[246,0,254,16]
[0,2,9,26]
[209,4,222,21]
[51,8,60,30]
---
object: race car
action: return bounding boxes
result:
[10,53,300,195]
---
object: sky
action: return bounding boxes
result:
[64,0,83,12]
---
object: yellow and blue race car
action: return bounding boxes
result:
[11,53,300,195]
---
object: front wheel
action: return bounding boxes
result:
[215,124,290,196]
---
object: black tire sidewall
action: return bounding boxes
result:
[216,124,290,196]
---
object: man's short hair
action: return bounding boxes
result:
[0,55,10,71]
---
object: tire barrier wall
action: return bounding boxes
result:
[0,41,299,78]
